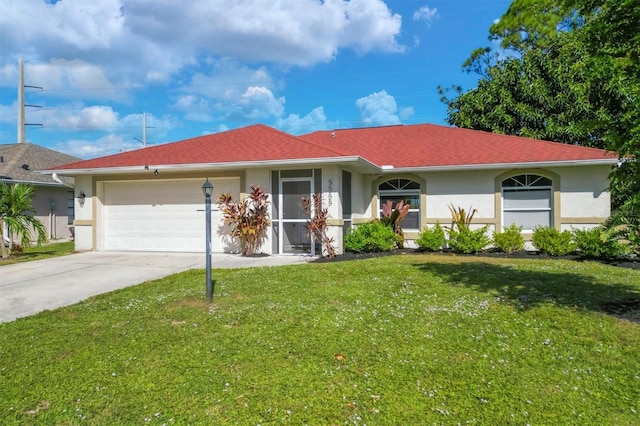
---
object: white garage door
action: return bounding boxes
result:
[103,178,239,252]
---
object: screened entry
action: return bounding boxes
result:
[272,169,322,255]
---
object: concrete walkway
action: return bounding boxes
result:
[0,251,313,323]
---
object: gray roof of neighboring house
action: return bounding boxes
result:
[0,143,80,187]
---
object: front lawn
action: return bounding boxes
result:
[0,241,75,265]
[1,254,639,424]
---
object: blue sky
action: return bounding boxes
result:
[0,0,511,159]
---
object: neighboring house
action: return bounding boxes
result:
[46,123,618,255]
[0,143,80,243]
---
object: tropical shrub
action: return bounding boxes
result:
[0,182,48,259]
[416,222,446,252]
[531,226,576,256]
[493,223,525,253]
[380,200,410,248]
[603,198,640,255]
[572,226,628,259]
[217,185,271,256]
[344,220,396,253]
[445,205,491,254]
[448,204,477,229]
[447,225,492,254]
[301,194,336,258]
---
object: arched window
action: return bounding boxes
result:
[502,174,552,231]
[378,178,420,230]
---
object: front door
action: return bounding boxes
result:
[280,178,314,255]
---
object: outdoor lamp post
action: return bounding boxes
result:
[202,178,214,302]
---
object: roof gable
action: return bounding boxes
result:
[0,143,80,185]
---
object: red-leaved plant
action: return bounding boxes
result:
[301,193,337,258]
[217,185,271,256]
[380,200,410,248]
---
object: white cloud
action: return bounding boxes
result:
[413,6,438,24]
[227,86,285,120]
[27,59,127,102]
[399,106,415,120]
[355,90,401,126]
[0,0,405,90]
[45,105,119,130]
[0,101,17,125]
[339,0,404,54]
[186,59,276,100]
[36,105,174,139]
[173,84,286,126]
[50,111,176,157]
[172,95,213,122]
[276,107,330,135]
[53,133,130,159]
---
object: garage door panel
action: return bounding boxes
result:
[104,178,239,252]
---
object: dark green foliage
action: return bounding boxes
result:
[447,225,492,254]
[532,226,576,256]
[573,227,628,259]
[604,196,640,255]
[344,221,396,253]
[493,224,525,253]
[416,223,446,252]
[442,0,640,213]
[440,34,606,149]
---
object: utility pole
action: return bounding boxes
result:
[136,112,154,147]
[142,112,147,147]
[16,58,43,144]
[17,59,25,144]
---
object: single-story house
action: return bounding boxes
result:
[46,123,618,255]
[1,143,80,243]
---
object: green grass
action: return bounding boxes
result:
[1,254,639,424]
[0,241,75,265]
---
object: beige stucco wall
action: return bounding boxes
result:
[351,164,612,244]
[72,175,94,251]
[350,171,368,220]
[558,166,611,220]
[244,168,272,254]
[69,162,612,254]
[320,165,343,255]
[423,170,497,220]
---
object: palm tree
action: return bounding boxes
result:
[0,183,48,259]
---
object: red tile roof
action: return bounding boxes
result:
[301,124,618,168]
[51,124,346,171]
[51,123,617,172]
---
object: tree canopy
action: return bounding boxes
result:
[440,0,640,209]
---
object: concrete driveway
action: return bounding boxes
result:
[0,251,312,323]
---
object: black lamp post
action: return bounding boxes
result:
[202,178,214,302]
